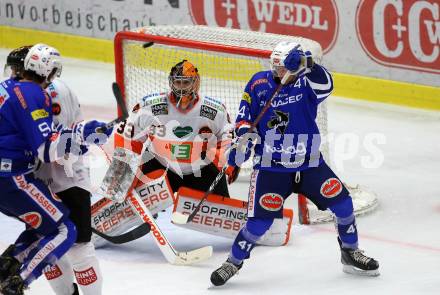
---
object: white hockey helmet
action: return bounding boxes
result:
[270,41,302,75]
[24,44,62,82]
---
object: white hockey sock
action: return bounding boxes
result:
[44,255,76,295]
[69,242,103,295]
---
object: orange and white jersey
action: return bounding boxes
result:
[115,92,233,176]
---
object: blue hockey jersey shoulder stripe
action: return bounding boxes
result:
[306,66,333,99]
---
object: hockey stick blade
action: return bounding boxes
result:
[92,223,151,244]
[128,192,212,265]
[96,82,129,133]
[173,246,213,266]
[171,211,189,225]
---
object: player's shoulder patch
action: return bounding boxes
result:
[242,92,251,104]
[0,84,10,109]
[200,95,225,120]
[140,92,168,116]
[46,82,59,100]
[132,103,141,113]
[141,92,167,106]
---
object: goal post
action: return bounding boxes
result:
[113,25,378,225]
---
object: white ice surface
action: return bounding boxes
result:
[1,50,440,294]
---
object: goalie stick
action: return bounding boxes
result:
[128,189,213,265]
[98,144,212,265]
[172,68,299,225]
[96,82,129,133]
[92,223,151,244]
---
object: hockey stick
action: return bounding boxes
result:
[127,189,213,265]
[172,70,296,225]
[96,82,129,133]
[91,223,151,244]
[98,144,212,264]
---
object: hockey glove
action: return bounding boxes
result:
[73,120,113,145]
[284,49,314,75]
[227,128,257,168]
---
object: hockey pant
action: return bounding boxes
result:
[0,174,77,285]
[229,161,359,264]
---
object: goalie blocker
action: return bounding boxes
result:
[91,170,293,247]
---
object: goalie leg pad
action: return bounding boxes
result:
[173,187,293,246]
[91,169,174,247]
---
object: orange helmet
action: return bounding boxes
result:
[169,60,200,109]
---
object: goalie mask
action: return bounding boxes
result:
[4,45,32,79]
[270,41,302,78]
[169,60,200,110]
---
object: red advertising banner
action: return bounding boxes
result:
[188,0,339,53]
[356,0,440,74]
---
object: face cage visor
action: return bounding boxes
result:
[169,75,198,98]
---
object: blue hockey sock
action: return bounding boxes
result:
[329,197,358,249]
[229,218,273,265]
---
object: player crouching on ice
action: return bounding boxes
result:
[0,44,112,295]
[210,42,380,286]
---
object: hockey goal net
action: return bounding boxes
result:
[114,25,378,224]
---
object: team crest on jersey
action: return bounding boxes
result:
[200,105,217,120]
[267,110,289,134]
[173,126,193,138]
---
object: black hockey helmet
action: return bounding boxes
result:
[4,45,33,79]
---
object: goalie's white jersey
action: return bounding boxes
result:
[35,79,91,193]
[115,92,233,176]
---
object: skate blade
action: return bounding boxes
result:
[343,265,380,277]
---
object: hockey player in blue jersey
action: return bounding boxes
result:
[0,44,112,295]
[211,41,379,286]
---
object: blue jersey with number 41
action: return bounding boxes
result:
[234,64,333,171]
[0,79,53,176]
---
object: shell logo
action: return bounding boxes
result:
[320,178,342,198]
[188,0,339,53]
[19,212,42,229]
[259,193,284,211]
[356,0,440,74]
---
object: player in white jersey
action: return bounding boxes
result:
[35,79,103,295]
[100,59,233,206]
